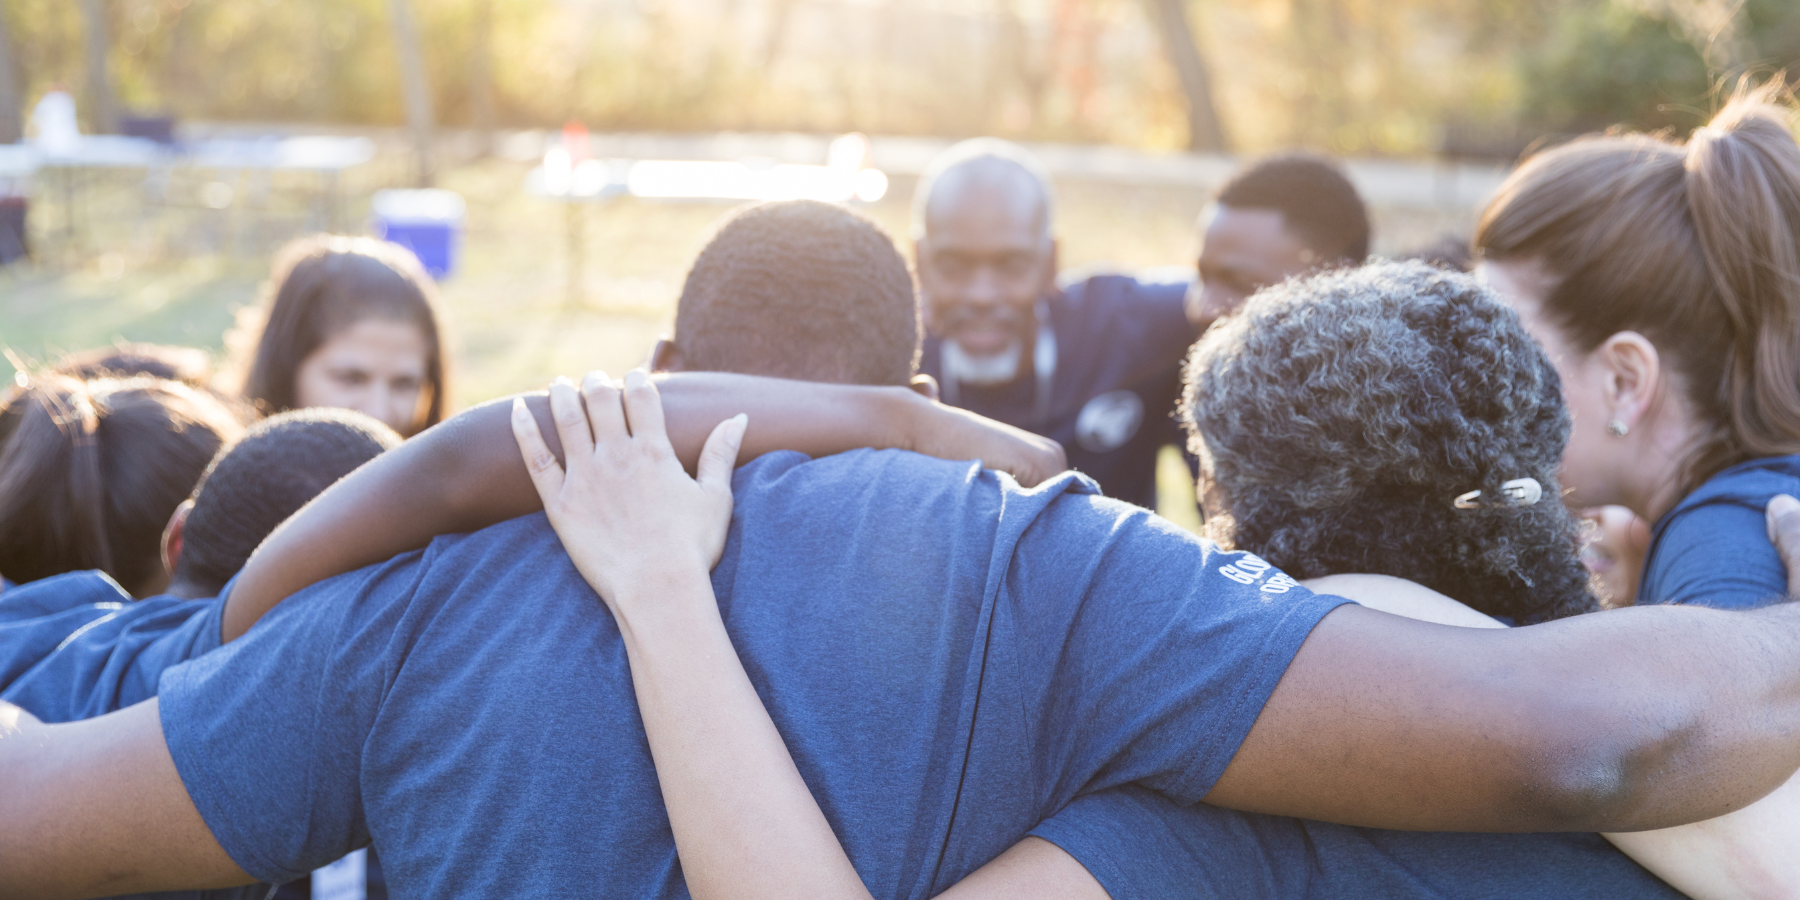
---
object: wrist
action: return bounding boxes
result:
[607,565,720,634]
[888,386,934,455]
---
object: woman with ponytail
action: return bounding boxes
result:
[1471,82,1800,896]
[0,374,244,597]
[1477,82,1800,611]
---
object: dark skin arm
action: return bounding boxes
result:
[221,371,1065,640]
[1207,494,1800,832]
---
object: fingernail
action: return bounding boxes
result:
[553,375,574,389]
[625,369,647,389]
[511,397,527,417]
[731,412,748,437]
[1775,494,1800,513]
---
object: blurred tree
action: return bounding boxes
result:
[470,0,494,154]
[387,0,434,185]
[0,2,20,143]
[1143,0,1227,151]
[78,0,115,132]
[1519,2,1713,136]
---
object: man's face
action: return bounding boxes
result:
[915,186,1056,360]
[1189,205,1316,333]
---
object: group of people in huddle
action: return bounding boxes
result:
[5,82,1800,900]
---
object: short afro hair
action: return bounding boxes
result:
[176,407,400,596]
[1182,260,1597,623]
[1216,153,1370,265]
[673,200,920,386]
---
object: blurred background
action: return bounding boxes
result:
[1,0,1796,524]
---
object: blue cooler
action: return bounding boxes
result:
[372,189,464,279]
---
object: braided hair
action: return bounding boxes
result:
[1182,260,1598,623]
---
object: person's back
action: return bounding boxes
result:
[158,442,1337,897]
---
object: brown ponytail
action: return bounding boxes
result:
[0,375,244,595]
[1476,81,1800,492]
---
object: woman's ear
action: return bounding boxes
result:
[160,499,194,577]
[1594,331,1663,432]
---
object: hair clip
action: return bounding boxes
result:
[1453,477,1543,510]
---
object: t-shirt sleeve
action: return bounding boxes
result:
[1004,493,1353,806]
[157,553,426,885]
[1644,502,1788,609]
[1,597,225,721]
[1027,787,1303,900]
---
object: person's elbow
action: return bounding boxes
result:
[1521,691,1712,832]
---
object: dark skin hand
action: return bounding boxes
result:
[221,371,1065,641]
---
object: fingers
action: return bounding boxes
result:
[511,397,565,500]
[620,369,669,447]
[582,371,628,445]
[696,414,748,494]
[549,377,594,458]
[1766,494,1800,599]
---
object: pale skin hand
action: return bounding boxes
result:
[511,370,1108,900]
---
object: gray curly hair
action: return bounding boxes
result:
[1182,260,1598,623]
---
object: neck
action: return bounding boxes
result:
[163,577,213,601]
[1621,409,1710,524]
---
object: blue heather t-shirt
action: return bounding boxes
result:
[1029,465,1800,897]
[0,570,224,722]
[920,272,1197,508]
[157,449,1347,898]
[1638,455,1800,609]
[0,570,262,900]
[1031,787,1684,899]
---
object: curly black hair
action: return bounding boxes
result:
[1182,260,1598,623]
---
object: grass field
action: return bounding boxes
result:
[0,151,1474,527]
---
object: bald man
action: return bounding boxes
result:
[913,139,1199,509]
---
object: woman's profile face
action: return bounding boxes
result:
[1476,259,1623,508]
[294,318,431,436]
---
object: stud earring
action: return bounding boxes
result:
[1607,419,1630,437]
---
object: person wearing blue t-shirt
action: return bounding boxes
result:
[913,142,1370,510]
[911,139,1195,509]
[0,408,400,900]
[1474,89,1800,613]
[508,264,1794,900]
[15,202,1800,898]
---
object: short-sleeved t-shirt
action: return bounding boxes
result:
[0,571,264,900]
[0,570,224,722]
[1031,787,1684,899]
[920,272,1198,508]
[157,449,1348,898]
[1638,455,1800,609]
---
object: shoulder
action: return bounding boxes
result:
[1665,456,1800,519]
[0,570,132,622]
[1642,463,1799,608]
[1058,266,1192,311]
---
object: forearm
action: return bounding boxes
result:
[0,701,252,898]
[1603,769,1800,900]
[1210,602,1800,832]
[223,375,937,641]
[611,573,874,900]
